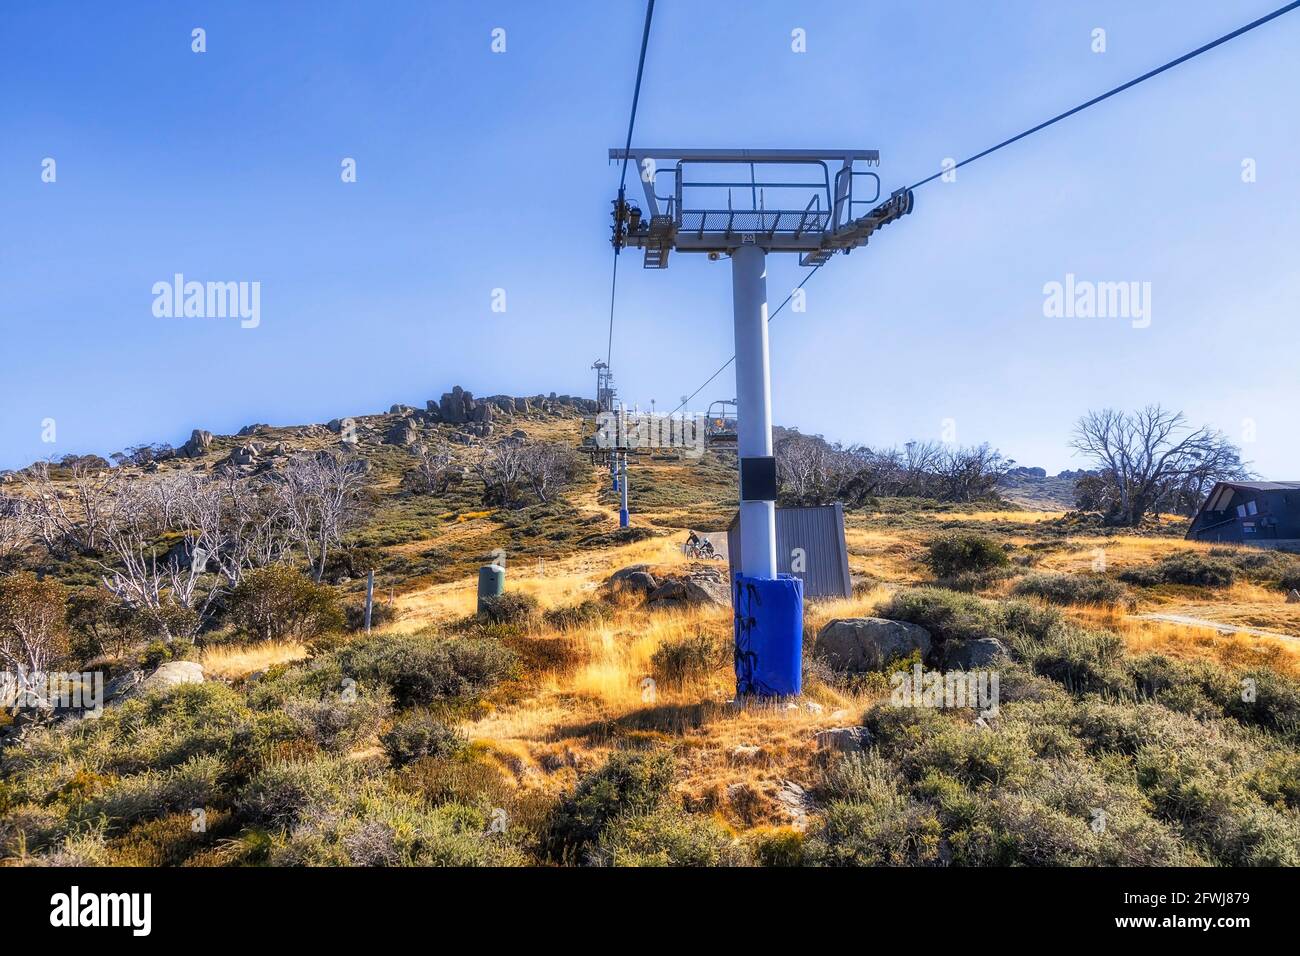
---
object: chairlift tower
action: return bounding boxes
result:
[591,359,617,414]
[609,147,914,695]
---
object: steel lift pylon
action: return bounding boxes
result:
[609,148,914,696]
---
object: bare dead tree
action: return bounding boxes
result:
[932,444,1013,503]
[408,439,460,494]
[474,442,528,508]
[775,431,840,504]
[517,442,580,504]
[172,471,291,589]
[278,452,368,582]
[96,475,189,638]
[0,495,35,563]
[1071,406,1249,526]
[21,460,120,555]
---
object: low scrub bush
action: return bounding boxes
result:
[542,599,607,631]
[476,591,539,625]
[380,713,466,766]
[925,533,1010,579]
[268,786,526,867]
[651,633,726,687]
[249,631,515,712]
[546,750,675,862]
[1012,572,1129,607]
[1120,553,1236,588]
[282,691,390,752]
[226,566,344,641]
[589,806,739,867]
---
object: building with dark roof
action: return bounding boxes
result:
[1185,481,1300,548]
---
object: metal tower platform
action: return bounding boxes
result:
[609,148,913,268]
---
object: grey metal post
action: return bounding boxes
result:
[364,569,374,633]
[732,243,777,579]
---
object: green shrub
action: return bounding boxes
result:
[226,566,344,641]
[876,587,1058,648]
[546,750,675,861]
[282,691,390,752]
[1012,572,1129,607]
[589,806,738,867]
[380,713,465,766]
[542,599,607,631]
[925,533,1010,579]
[236,757,364,829]
[85,755,223,828]
[1120,553,1236,588]
[344,600,398,634]
[138,639,193,670]
[1023,628,1130,697]
[268,787,526,867]
[748,827,804,867]
[477,591,539,625]
[333,632,515,709]
[803,796,943,866]
[651,633,725,687]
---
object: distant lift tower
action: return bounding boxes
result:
[592,359,617,414]
[609,148,914,696]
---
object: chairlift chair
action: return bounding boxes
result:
[705,399,738,448]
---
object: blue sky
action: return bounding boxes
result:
[1,0,1296,476]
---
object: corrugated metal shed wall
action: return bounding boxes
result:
[727,503,852,599]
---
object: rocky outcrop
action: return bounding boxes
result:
[439,386,476,424]
[179,429,213,458]
[608,565,660,595]
[226,444,260,467]
[943,637,1010,670]
[141,660,204,693]
[384,419,418,447]
[647,565,729,608]
[815,726,872,753]
[327,418,358,444]
[814,618,932,672]
[106,660,205,706]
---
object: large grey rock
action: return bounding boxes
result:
[815,726,872,753]
[140,661,204,693]
[389,404,416,416]
[608,564,659,595]
[648,565,729,607]
[226,444,259,466]
[814,618,932,672]
[439,386,471,423]
[384,419,418,447]
[326,417,357,440]
[180,429,213,458]
[943,637,1010,670]
[106,661,204,704]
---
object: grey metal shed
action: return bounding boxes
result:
[727,503,852,599]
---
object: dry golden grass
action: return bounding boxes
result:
[455,592,882,822]
[395,534,691,626]
[199,640,309,680]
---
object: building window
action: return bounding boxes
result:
[1246,499,1258,516]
